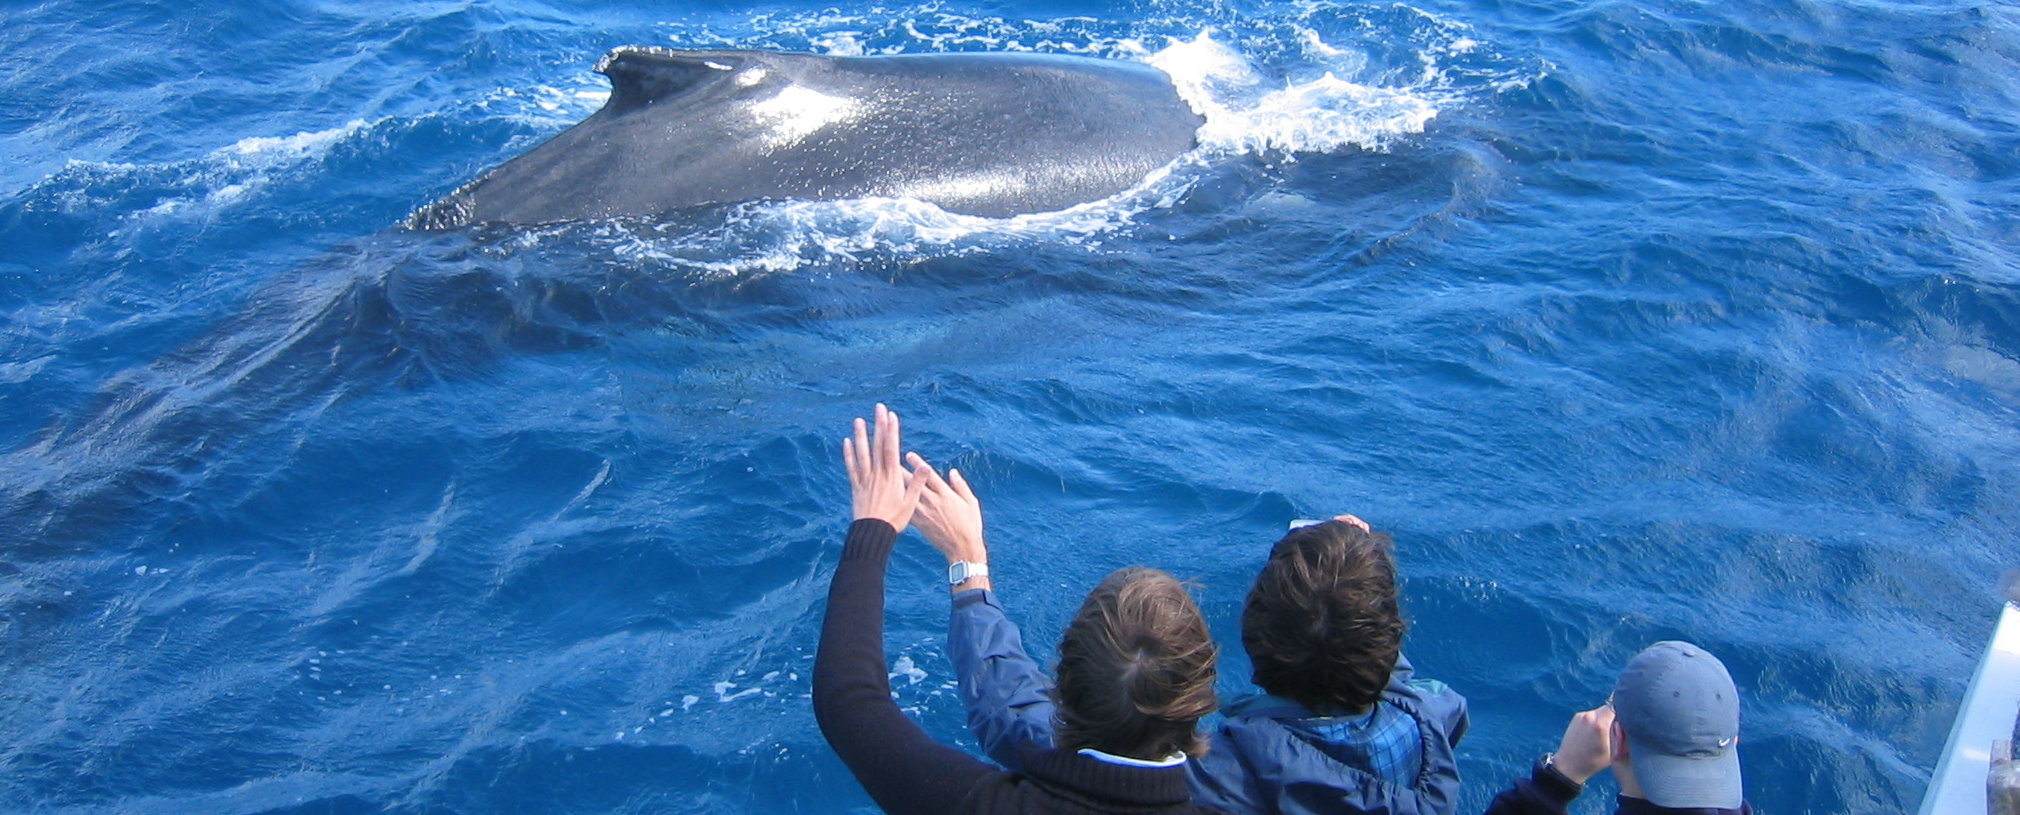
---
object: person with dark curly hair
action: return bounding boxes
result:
[812,404,1225,814]
[1189,516,1469,814]
[950,514,1468,815]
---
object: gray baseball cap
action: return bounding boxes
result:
[1613,641,1743,809]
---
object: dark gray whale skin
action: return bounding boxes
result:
[409,47,1206,227]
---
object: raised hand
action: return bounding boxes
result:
[905,452,987,566]
[1551,703,1617,784]
[843,404,926,530]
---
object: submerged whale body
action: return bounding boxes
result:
[410,47,1206,228]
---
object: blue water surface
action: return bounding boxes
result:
[2,0,2016,813]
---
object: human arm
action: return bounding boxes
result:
[906,453,1059,769]
[814,521,1001,814]
[1480,754,1587,815]
[905,453,990,593]
[814,406,996,814]
[1549,704,1614,784]
[949,588,1060,772]
[1479,705,1611,815]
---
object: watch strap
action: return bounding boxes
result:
[1533,752,1585,797]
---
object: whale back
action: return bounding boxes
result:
[410,47,1205,227]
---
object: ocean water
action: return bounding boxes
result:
[1,0,2015,812]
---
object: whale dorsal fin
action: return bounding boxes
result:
[595,47,753,115]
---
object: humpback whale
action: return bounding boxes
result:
[410,46,1206,228]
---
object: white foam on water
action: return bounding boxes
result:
[595,191,1143,280]
[713,681,763,703]
[25,118,380,235]
[479,81,610,126]
[810,32,867,56]
[888,655,927,686]
[142,199,186,217]
[1149,30,1442,155]
[227,121,366,162]
[207,183,249,205]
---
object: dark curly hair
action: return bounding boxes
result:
[1053,567,1219,759]
[1240,520,1403,713]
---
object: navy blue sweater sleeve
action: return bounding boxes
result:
[813,519,998,814]
[1481,757,1583,815]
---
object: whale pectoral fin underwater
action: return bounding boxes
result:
[408,46,1204,229]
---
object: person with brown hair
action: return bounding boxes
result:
[951,515,1468,815]
[1051,566,1220,762]
[812,404,1224,814]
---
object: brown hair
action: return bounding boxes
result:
[1240,520,1403,713]
[1052,567,1219,760]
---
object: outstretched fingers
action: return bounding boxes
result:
[844,417,868,488]
[902,451,986,564]
[844,404,924,530]
[903,453,955,557]
[906,452,946,490]
[877,404,904,474]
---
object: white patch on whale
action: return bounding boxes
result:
[749,85,859,148]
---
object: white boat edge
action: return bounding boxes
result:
[1919,595,2020,815]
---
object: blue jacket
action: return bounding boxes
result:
[950,589,1470,815]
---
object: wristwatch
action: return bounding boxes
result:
[1535,753,1584,794]
[948,561,989,586]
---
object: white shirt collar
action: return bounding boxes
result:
[1076,748,1187,768]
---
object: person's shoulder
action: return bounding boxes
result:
[1385,666,1468,741]
[1401,676,1459,698]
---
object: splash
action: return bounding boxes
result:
[226,121,370,161]
[1150,31,1443,154]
